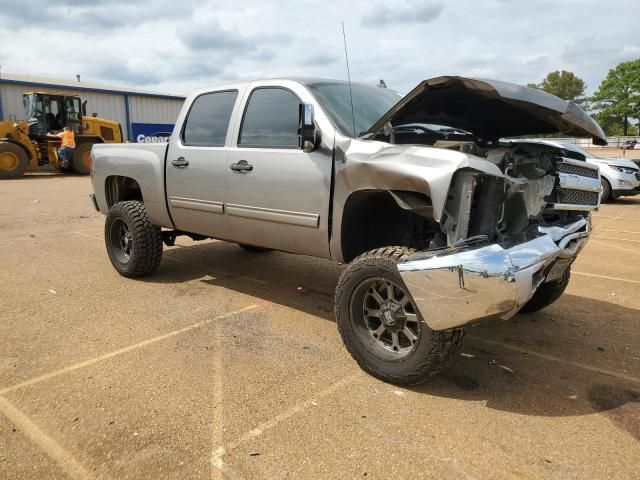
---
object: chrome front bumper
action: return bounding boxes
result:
[397,218,590,331]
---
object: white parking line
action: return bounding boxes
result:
[0,396,94,480]
[592,213,625,230]
[594,215,640,221]
[210,373,361,475]
[596,228,640,235]
[591,236,640,244]
[591,239,640,254]
[572,271,640,285]
[72,230,102,240]
[470,337,640,385]
[5,227,103,242]
[209,321,225,480]
[0,305,258,395]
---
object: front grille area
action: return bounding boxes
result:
[556,188,599,206]
[557,161,599,179]
[548,158,601,211]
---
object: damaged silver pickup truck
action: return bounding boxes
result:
[90,76,605,384]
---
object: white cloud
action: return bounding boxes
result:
[0,0,636,96]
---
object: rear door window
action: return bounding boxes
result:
[239,88,300,148]
[182,90,238,146]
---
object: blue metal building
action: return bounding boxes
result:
[0,73,185,142]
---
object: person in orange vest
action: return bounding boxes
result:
[53,126,76,169]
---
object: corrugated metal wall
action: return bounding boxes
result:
[0,83,127,132]
[128,95,183,124]
[1,83,184,141]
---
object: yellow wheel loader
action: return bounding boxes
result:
[0,92,123,179]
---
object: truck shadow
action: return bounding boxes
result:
[149,241,344,321]
[144,241,639,427]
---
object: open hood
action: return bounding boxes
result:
[366,76,607,146]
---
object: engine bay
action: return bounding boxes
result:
[439,141,597,248]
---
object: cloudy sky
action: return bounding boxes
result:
[0,0,637,96]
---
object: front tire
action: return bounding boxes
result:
[72,143,93,175]
[519,267,571,313]
[105,201,163,278]
[335,247,464,385]
[0,142,28,179]
[601,178,612,202]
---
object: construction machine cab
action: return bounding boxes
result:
[23,93,83,139]
[1,92,121,179]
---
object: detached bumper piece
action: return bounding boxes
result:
[397,218,590,331]
[89,194,99,212]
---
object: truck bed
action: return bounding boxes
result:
[91,142,173,228]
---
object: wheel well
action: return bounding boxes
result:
[340,190,440,262]
[105,176,143,207]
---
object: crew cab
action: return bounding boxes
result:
[90,76,605,384]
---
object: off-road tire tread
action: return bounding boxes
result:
[335,246,465,385]
[519,267,571,313]
[105,201,162,278]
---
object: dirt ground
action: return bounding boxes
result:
[0,174,639,479]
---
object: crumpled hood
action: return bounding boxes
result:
[366,76,607,146]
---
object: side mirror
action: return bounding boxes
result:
[298,103,316,152]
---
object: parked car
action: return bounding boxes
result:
[520,140,640,201]
[619,140,637,149]
[90,76,605,384]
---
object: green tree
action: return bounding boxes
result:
[528,70,587,105]
[594,113,627,136]
[591,58,640,136]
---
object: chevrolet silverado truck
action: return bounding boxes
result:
[90,76,605,385]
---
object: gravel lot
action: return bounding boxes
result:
[1,174,639,479]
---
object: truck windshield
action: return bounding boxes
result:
[307,82,402,138]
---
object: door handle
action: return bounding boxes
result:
[171,157,189,168]
[230,160,253,173]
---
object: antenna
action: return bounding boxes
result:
[341,21,357,137]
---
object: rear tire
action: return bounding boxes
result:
[105,201,163,278]
[72,143,93,175]
[519,267,571,313]
[0,142,28,179]
[335,246,464,385]
[600,178,612,202]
